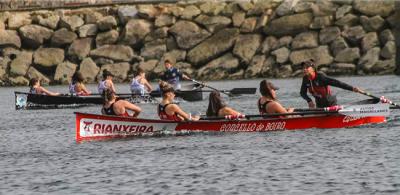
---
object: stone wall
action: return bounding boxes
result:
[0,0,398,86]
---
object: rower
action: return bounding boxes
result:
[157,81,199,121]
[29,78,60,96]
[258,80,294,116]
[98,69,116,95]
[101,88,141,117]
[161,59,190,90]
[130,67,153,95]
[69,71,91,96]
[206,91,241,117]
[300,59,362,108]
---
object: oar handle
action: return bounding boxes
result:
[190,79,232,96]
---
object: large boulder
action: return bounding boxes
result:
[59,15,84,31]
[8,12,31,30]
[233,34,262,64]
[260,36,278,54]
[34,48,64,68]
[264,13,313,36]
[196,53,239,80]
[79,58,99,83]
[68,38,93,61]
[194,15,232,33]
[137,60,158,72]
[188,28,239,67]
[155,14,176,27]
[37,15,59,30]
[277,36,293,48]
[169,20,211,50]
[51,28,77,47]
[275,0,295,16]
[19,24,53,48]
[181,5,201,20]
[120,19,152,46]
[291,32,318,49]
[244,55,266,78]
[326,63,356,75]
[199,2,226,15]
[319,27,340,44]
[380,29,394,45]
[358,47,380,73]
[144,27,168,42]
[54,61,78,84]
[84,10,103,24]
[310,16,333,29]
[361,32,379,53]
[289,46,333,67]
[240,17,258,33]
[26,66,50,85]
[334,48,360,63]
[96,30,119,47]
[330,37,348,56]
[9,76,29,86]
[140,40,167,60]
[353,0,394,17]
[222,2,241,16]
[370,59,396,74]
[78,24,98,38]
[336,5,352,19]
[380,41,395,59]
[161,50,186,63]
[335,14,358,27]
[232,11,245,27]
[271,47,290,64]
[342,25,365,44]
[0,30,21,48]
[97,16,117,31]
[98,62,130,82]
[311,1,337,17]
[90,45,135,62]
[9,51,32,76]
[137,5,159,19]
[261,57,276,77]
[360,15,384,32]
[117,6,138,24]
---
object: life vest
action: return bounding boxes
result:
[158,103,182,121]
[130,77,145,95]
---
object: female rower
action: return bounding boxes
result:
[258,80,294,116]
[130,67,153,95]
[69,72,91,96]
[101,88,141,117]
[158,81,199,121]
[206,91,241,117]
[29,78,60,96]
[98,69,116,94]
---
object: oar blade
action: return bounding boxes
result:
[229,88,257,95]
[339,104,390,117]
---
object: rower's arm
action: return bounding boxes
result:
[320,73,354,91]
[222,107,240,116]
[300,77,312,103]
[123,101,141,117]
[144,80,153,92]
[169,104,199,121]
[40,86,60,96]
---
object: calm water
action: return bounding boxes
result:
[1,76,400,194]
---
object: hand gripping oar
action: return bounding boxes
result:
[201,104,390,120]
[358,91,400,108]
[189,78,232,96]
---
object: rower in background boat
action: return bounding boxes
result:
[130,67,153,95]
[157,81,199,121]
[300,59,363,108]
[69,72,91,96]
[206,91,241,117]
[101,88,141,117]
[258,80,294,116]
[28,78,60,96]
[161,59,191,90]
[98,69,116,95]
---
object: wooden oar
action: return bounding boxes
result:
[201,104,390,120]
[358,91,400,108]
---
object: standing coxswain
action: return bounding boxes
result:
[98,69,116,95]
[300,59,363,108]
[161,59,190,90]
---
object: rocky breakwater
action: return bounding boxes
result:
[0,0,398,87]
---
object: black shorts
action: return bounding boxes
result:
[315,95,337,108]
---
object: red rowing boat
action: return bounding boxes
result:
[75,104,389,142]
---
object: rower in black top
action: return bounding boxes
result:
[300,59,362,108]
